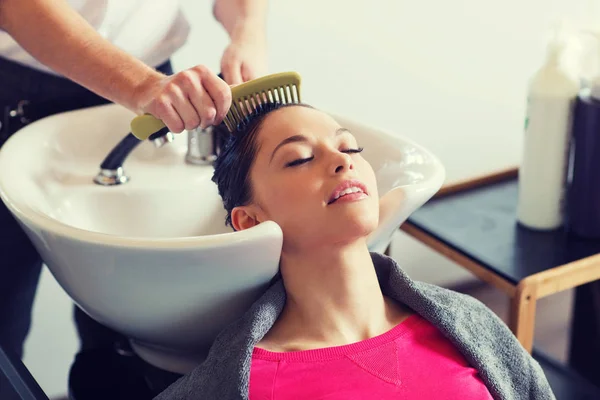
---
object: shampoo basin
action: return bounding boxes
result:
[0,104,444,373]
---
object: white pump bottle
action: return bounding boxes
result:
[516,33,580,230]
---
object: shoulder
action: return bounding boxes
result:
[404,276,515,349]
[413,281,555,399]
[371,252,503,326]
[371,253,555,399]
[416,279,495,315]
[409,278,510,339]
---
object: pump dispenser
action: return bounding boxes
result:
[517,29,580,230]
[565,33,600,238]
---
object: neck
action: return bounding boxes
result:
[270,240,407,349]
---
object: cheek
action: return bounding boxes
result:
[257,177,312,220]
[358,160,379,197]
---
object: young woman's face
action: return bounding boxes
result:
[232,106,379,251]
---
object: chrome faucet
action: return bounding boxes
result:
[93,128,174,186]
[94,124,225,186]
[185,126,219,165]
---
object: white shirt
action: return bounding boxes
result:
[0,0,190,75]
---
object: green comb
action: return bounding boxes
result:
[130,114,169,140]
[129,71,302,140]
[222,71,301,132]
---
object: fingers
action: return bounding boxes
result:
[188,87,217,130]
[241,63,257,82]
[196,67,231,125]
[149,77,197,133]
[221,54,243,86]
[142,65,231,132]
[170,84,201,132]
[149,93,185,134]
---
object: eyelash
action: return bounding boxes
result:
[285,147,364,168]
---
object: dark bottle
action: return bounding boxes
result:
[566,87,600,238]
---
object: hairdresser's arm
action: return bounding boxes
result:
[0,0,231,133]
[213,0,269,84]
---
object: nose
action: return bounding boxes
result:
[329,151,354,175]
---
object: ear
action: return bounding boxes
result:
[231,205,263,231]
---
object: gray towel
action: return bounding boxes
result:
[155,253,555,399]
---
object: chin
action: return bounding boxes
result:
[338,200,378,227]
[332,212,378,243]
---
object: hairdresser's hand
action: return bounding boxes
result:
[135,65,232,133]
[221,28,268,85]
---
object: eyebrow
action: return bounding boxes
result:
[269,127,351,163]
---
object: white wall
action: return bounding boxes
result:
[173,0,600,182]
[23,1,600,398]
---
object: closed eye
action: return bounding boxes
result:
[342,147,364,154]
[285,148,363,168]
[286,156,314,167]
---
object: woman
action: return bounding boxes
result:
[155,103,555,399]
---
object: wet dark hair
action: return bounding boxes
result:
[211,102,313,228]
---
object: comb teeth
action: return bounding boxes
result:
[223,79,302,132]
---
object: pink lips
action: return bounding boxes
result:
[328,179,368,205]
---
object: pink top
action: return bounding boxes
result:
[249,314,494,399]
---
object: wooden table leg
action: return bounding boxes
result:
[509,279,539,353]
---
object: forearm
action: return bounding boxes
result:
[213,0,268,39]
[0,0,160,112]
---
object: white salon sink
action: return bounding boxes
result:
[0,104,444,373]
